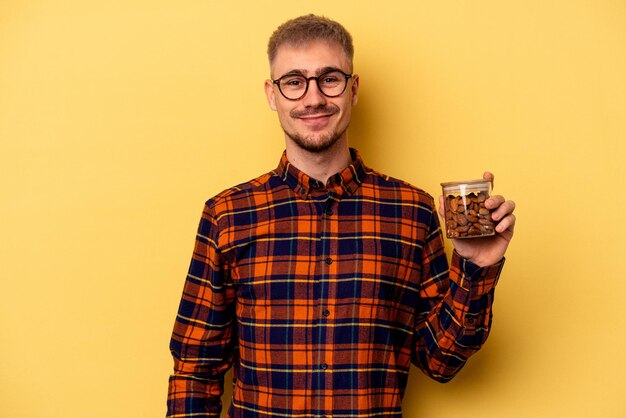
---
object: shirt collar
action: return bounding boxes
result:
[275,148,368,198]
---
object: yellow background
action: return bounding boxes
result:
[1,1,625,417]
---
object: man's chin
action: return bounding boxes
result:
[284,128,346,153]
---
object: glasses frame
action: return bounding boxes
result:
[272,69,353,101]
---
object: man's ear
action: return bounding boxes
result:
[350,74,360,106]
[264,79,277,111]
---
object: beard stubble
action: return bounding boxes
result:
[282,104,348,153]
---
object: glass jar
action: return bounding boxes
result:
[440,179,495,239]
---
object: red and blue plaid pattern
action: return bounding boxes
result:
[168,149,503,417]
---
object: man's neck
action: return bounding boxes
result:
[285,137,352,186]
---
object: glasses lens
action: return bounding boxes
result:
[279,75,307,100]
[318,71,347,97]
[277,71,349,100]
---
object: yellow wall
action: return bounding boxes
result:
[1,1,625,417]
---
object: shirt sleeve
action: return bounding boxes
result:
[167,203,237,417]
[412,199,504,382]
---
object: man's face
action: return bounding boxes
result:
[264,41,359,153]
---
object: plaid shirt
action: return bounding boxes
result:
[168,149,504,418]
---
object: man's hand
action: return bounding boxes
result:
[438,172,516,267]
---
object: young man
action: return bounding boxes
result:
[167,14,516,418]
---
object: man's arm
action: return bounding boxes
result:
[167,203,236,417]
[412,197,504,382]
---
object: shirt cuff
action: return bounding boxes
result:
[450,250,505,297]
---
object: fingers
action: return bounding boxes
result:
[488,198,515,218]
[438,195,445,218]
[485,195,516,212]
[487,197,516,233]
[483,171,494,190]
[498,213,516,234]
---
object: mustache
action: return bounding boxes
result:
[290,104,339,119]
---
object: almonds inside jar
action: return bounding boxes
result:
[441,179,495,239]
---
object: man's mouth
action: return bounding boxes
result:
[296,114,334,130]
[298,113,333,121]
[290,105,339,120]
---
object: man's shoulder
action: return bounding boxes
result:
[364,167,435,206]
[203,169,282,214]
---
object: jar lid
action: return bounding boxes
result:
[441,178,493,195]
[440,178,492,188]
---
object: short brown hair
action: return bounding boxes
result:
[267,14,354,70]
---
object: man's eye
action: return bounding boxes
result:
[320,74,341,85]
[282,78,304,87]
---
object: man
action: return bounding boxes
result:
[167,14,516,418]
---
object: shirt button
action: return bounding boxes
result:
[325,208,333,216]
[321,363,328,370]
[322,309,330,317]
[465,316,475,325]
[325,257,333,265]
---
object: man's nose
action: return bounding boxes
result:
[301,78,327,106]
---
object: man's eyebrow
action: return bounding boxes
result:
[317,66,345,75]
[276,66,347,79]
[276,69,307,79]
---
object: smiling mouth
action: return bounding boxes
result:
[290,105,339,120]
[299,114,333,120]
[298,114,334,128]
[296,114,334,131]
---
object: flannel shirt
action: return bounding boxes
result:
[168,148,504,418]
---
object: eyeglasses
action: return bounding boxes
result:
[272,69,353,101]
